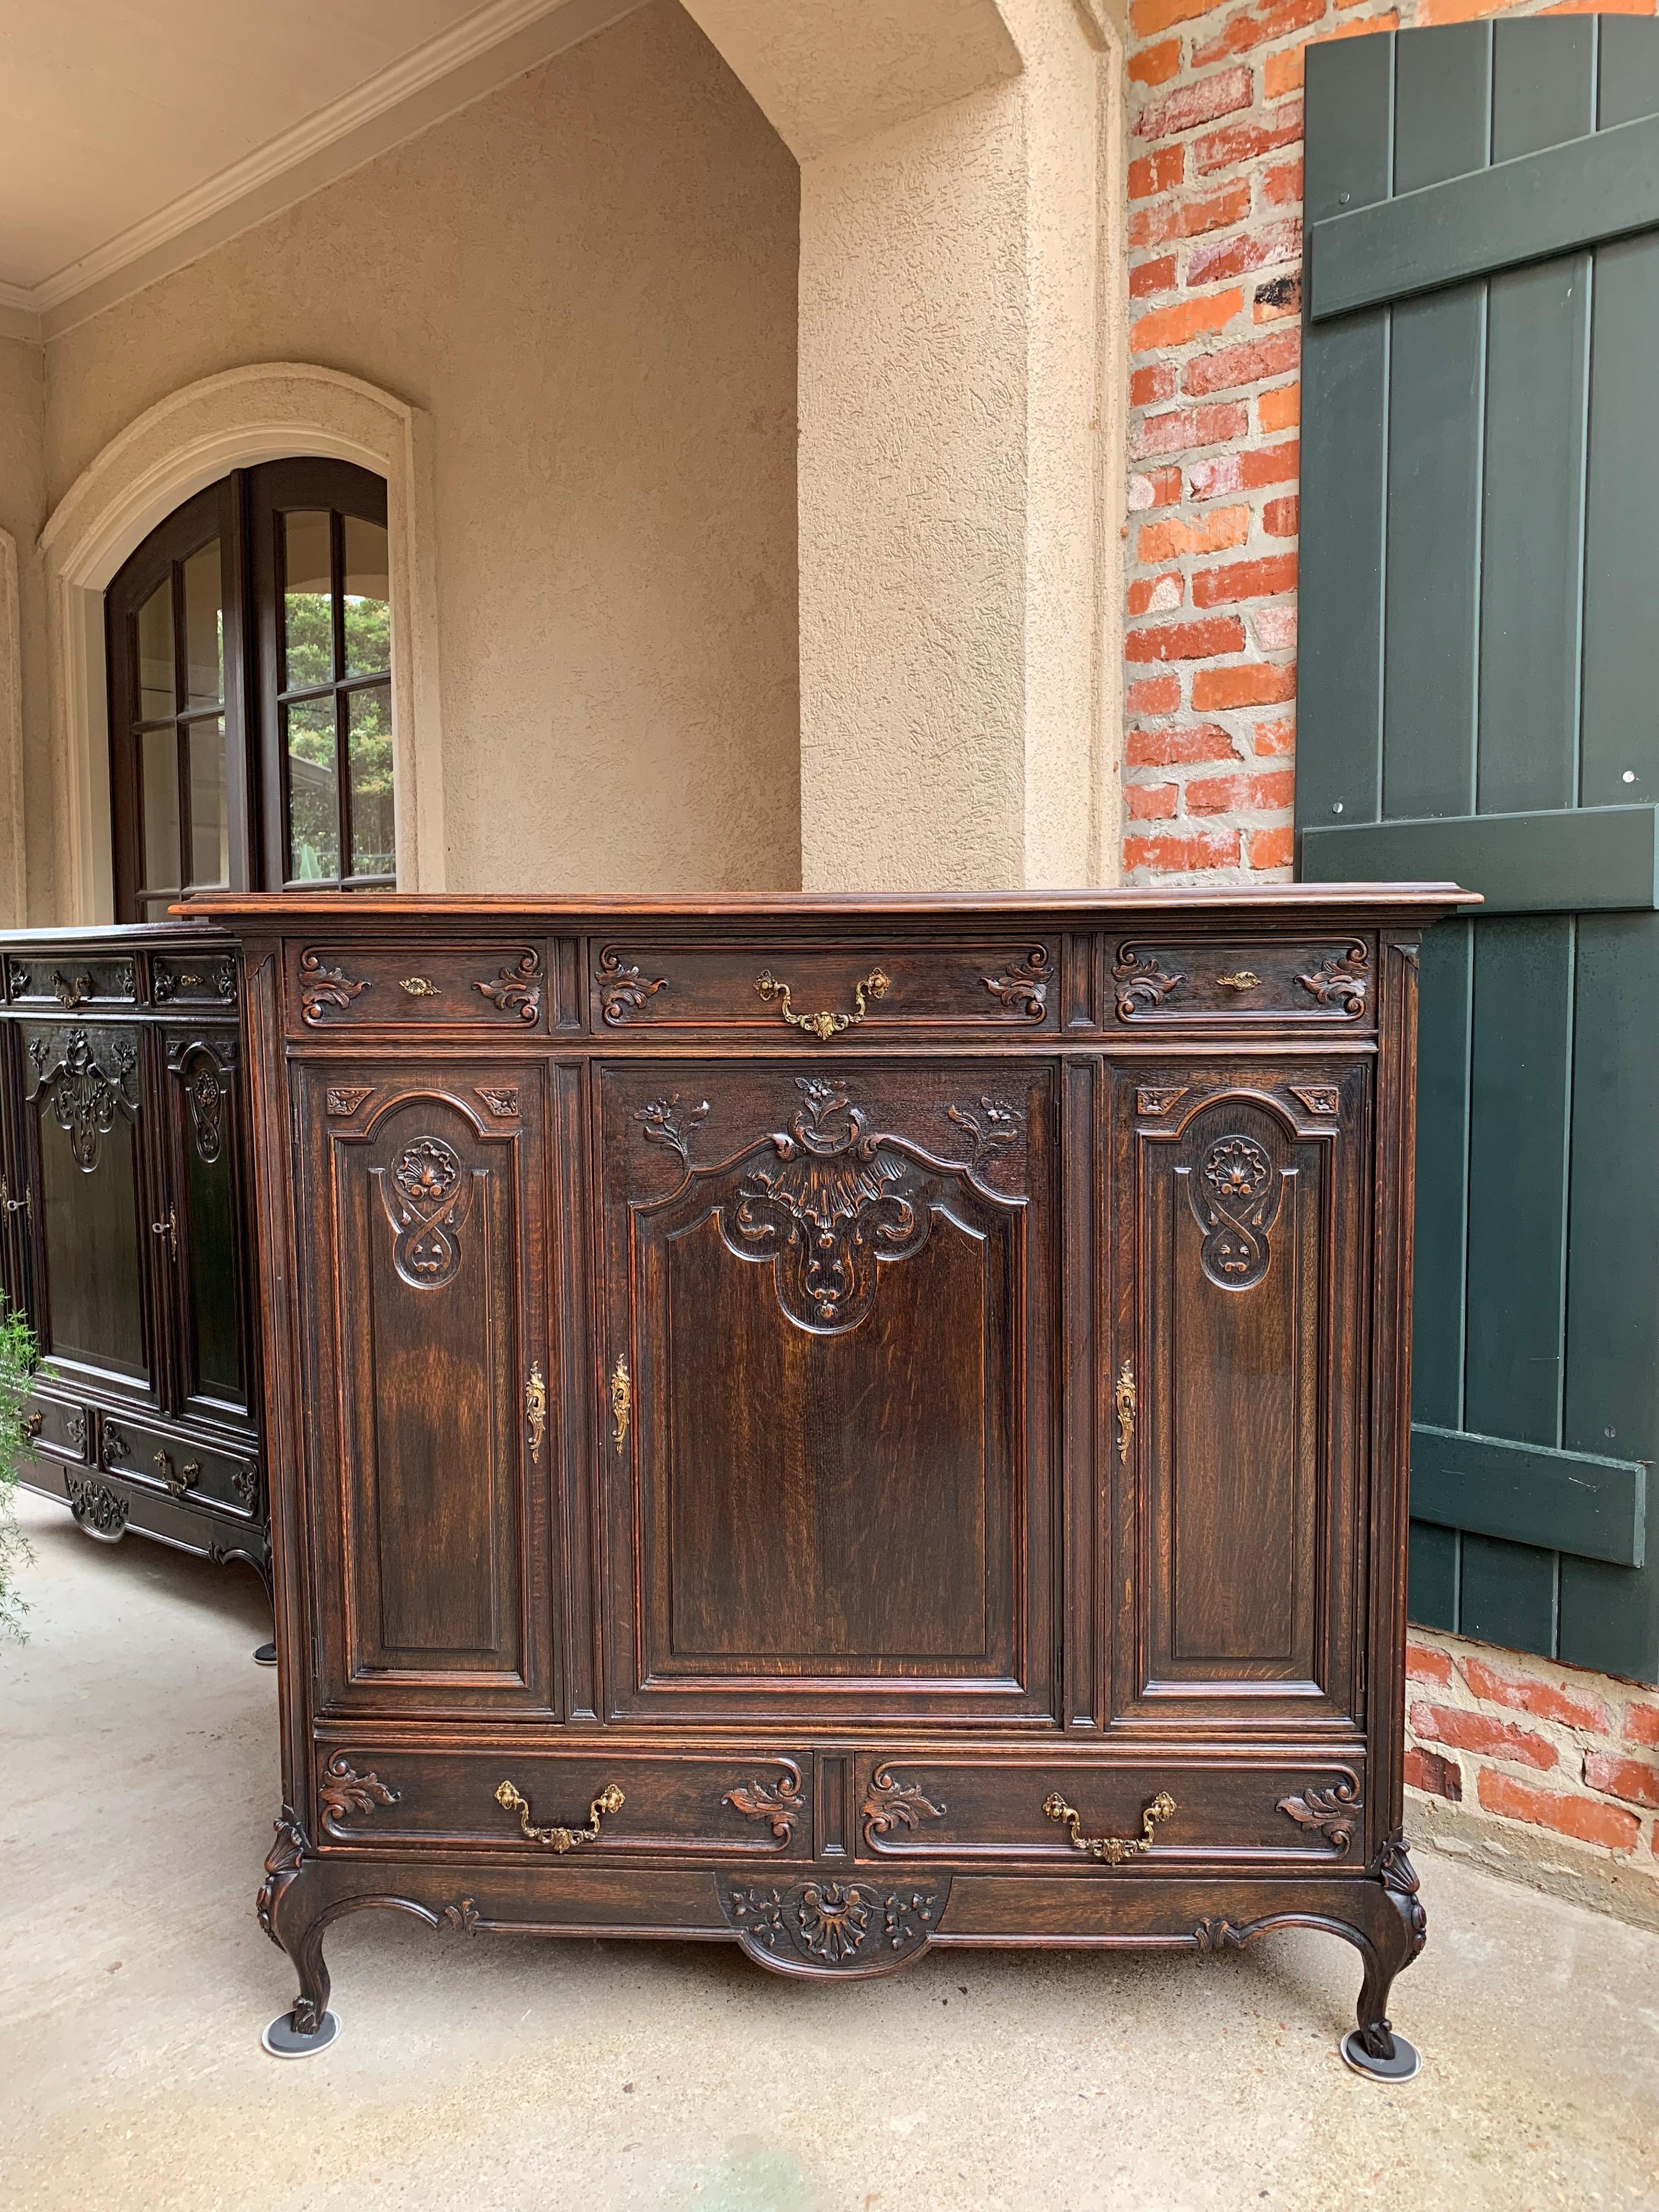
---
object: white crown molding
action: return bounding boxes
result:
[15,0,644,345]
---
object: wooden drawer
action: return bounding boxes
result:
[4,953,137,1011]
[1109,935,1375,1025]
[21,1387,89,1463]
[99,1412,260,1519]
[853,1754,1369,1866]
[310,1743,812,1858]
[150,948,239,1007]
[287,940,548,1033]
[589,937,1056,1037]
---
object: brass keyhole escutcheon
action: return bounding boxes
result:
[610,1355,631,1453]
[1215,971,1261,992]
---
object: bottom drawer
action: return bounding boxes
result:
[311,1743,812,1860]
[99,1412,259,1519]
[854,1753,1368,1866]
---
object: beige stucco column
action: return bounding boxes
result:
[681,0,1125,891]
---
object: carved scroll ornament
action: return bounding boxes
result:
[475,949,542,1023]
[981,946,1050,1020]
[597,950,668,1026]
[1296,942,1369,1015]
[724,1764,805,1845]
[379,1137,471,1289]
[30,1028,139,1171]
[299,951,370,1026]
[1189,1133,1280,1291]
[719,1876,948,1973]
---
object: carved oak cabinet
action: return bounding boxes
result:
[198,887,1467,2070]
[0,926,267,1611]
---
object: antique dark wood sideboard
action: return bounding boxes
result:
[0,926,269,1651]
[191,886,1470,2073]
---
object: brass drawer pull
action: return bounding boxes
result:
[399,976,438,997]
[1215,970,1261,992]
[611,1355,631,1452]
[24,1410,42,1438]
[152,1448,201,1498]
[495,1779,624,1851]
[754,967,889,1042]
[1043,1788,1176,1863]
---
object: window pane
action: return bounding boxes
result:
[283,509,332,691]
[342,516,390,678]
[346,684,395,878]
[285,696,338,881]
[140,725,181,890]
[188,716,229,888]
[183,540,223,708]
[137,577,174,721]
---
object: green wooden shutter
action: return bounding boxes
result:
[1297,17,1659,1684]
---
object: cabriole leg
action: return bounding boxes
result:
[257,1808,341,2058]
[1340,1839,1427,2083]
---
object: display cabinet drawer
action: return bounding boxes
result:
[589,938,1056,1037]
[150,948,239,1007]
[99,1413,260,1519]
[1109,935,1376,1025]
[853,1755,1369,1866]
[287,941,549,1032]
[309,1745,812,1858]
[4,954,137,1011]
[21,1387,90,1463]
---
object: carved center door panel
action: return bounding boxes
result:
[22,1022,156,1400]
[162,1029,253,1429]
[296,1066,554,1714]
[599,1063,1055,1722]
[1110,1063,1371,1730]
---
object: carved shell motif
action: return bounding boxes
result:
[379,1137,471,1289]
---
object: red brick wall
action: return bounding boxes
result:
[1119,0,1658,885]
[1406,1631,1659,1908]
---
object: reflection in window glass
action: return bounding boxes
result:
[137,577,174,723]
[283,509,332,690]
[188,717,229,888]
[140,726,180,890]
[347,684,395,877]
[183,540,223,708]
[285,696,338,880]
[342,517,390,678]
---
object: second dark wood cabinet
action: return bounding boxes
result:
[198,887,1465,2074]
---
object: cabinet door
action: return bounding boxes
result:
[1109,1061,1370,1729]
[296,1064,554,1713]
[161,1029,255,1430]
[598,1061,1056,1723]
[0,1025,30,1317]
[20,1022,158,1403]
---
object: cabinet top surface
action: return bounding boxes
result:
[178,883,1475,927]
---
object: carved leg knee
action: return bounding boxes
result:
[1341,1838,1427,2082]
[257,1809,340,2057]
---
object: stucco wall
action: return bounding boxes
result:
[38,1,800,897]
[0,335,47,920]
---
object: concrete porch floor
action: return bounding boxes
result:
[2,1486,1656,2212]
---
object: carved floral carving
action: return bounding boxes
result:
[257,1807,311,1945]
[186,1059,224,1163]
[862,1765,947,1845]
[65,1472,127,1538]
[65,1412,88,1458]
[1192,1917,1247,1954]
[475,949,542,1023]
[1136,1086,1188,1118]
[1288,1085,1340,1117]
[719,1876,948,1973]
[232,1463,259,1509]
[981,946,1049,1020]
[299,951,370,1026]
[1113,947,1184,1017]
[1296,943,1369,1015]
[379,1137,471,1289]
[475,1087,519,1119]
[1190,1133,1279,1291]
[441,1898,481,1934]
[30,1028,138,1170]
[326,1086,374,1118]
[724,1764,805,1844]
[597,949,669,1026]
[635,1094,709,1166]
[318,1753,401,1835]
[1276,1775,1362,1857]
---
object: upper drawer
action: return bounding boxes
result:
[287,941,549,1034]
[589,938,1057,1039]
[4,955,137,1012]
[1109,935,1376,1026]
[100,1410,261,1519]
[22,1386,90,1464]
